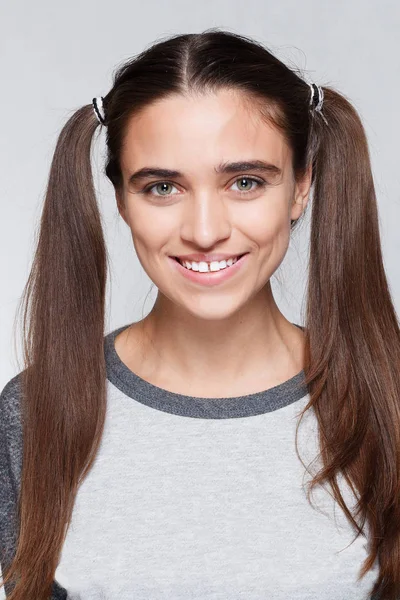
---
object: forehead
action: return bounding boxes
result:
[120,89,291,173]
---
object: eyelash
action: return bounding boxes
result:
[141,176,268,198]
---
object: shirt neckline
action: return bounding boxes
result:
[104,322,309,419]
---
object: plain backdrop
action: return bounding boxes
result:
[0,0,399,390]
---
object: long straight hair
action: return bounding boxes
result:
[2,28,400,600]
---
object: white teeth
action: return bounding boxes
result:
[178,256,241,272]
[198,262,209,272]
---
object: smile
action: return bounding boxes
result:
[175,255,244,272]
[169,253,249,287]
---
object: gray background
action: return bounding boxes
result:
[0,0,399,389]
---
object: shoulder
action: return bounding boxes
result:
[0,371,24,495]
[0,372,24,423]
[0,372,24,451]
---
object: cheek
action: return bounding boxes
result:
[251,222,291,283]
[239,202,289,253]
[131,227,164,263]
[127,209,175,269]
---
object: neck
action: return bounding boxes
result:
[120,283,305,397]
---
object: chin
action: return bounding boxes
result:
[176,295,246,322]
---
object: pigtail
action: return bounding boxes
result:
[298,87,400,600]
[2,105,109,600]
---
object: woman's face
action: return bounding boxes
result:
[116,88,311,320]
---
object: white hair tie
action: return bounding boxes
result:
[92,97,105,125]
[308,82,328,125]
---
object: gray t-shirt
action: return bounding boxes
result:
[0,322,380,599]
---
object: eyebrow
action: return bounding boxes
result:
[127,160,282,186]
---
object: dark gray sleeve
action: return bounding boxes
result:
[0,374,68,599]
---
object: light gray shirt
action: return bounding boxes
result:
[0,323,380,599]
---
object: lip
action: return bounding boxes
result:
[173,252,244,262]
[169,253,249,287]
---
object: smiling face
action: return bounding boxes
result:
[115,88,311,321]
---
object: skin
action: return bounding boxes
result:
[114,88,312,398]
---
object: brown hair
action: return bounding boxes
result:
[2,28,400,600]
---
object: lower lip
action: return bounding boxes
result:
[169,254,249,287]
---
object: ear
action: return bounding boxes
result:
[290,163,312,222]
[115,188,128,226]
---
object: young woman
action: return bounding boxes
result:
[1,28,399,600]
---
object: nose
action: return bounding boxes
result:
[179,191,232,248]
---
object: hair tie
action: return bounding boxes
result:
[308,83,328,125]
[92,97,105,125]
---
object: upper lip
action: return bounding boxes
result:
[173,253,247,262]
